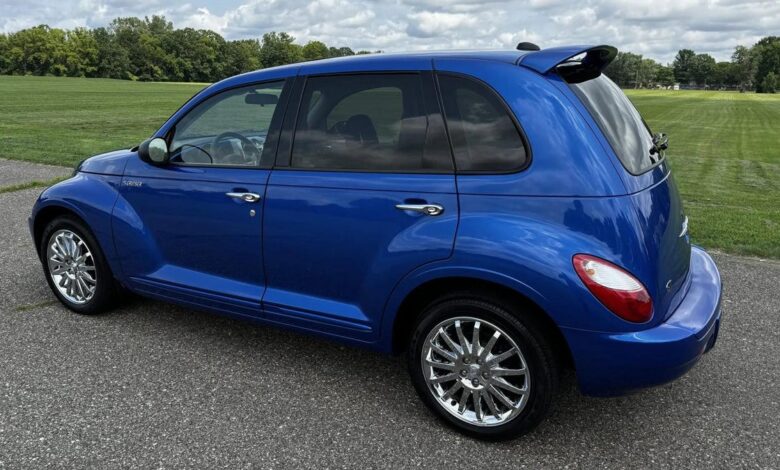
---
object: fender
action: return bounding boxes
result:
[377,262,550,353]
[32,173,124,278]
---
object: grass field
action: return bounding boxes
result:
[626,90,779,258]
[0,76,205,166]
[0,75,778,258]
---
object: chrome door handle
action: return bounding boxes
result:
[395,203,444,216]
[226,192,261,203]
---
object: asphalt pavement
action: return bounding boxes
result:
[0,184,778,468]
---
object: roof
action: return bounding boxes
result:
[300,49,532,66]
[212,45,616,93]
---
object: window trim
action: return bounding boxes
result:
[433,71,533,175]
[162,77,292,170]
[277,71,456,175]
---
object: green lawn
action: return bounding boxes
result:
[0,76,205,166]
[626,90,780,258]
[0,76,778,258]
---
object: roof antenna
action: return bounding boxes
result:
[516,42,541,51]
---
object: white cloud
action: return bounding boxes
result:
[0,0,777,63]
[179,7,228,33]
[406,11,479,38]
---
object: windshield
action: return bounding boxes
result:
[565,72,659,175]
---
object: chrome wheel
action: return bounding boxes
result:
[422,317,530,427]
[46,229,97,304]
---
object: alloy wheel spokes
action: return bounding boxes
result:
[421,317,529,427]
[47,230,97,305]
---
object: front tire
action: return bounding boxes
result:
[40,216,117,315]
[408,296,558,440]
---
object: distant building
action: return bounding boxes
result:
[673,83,680,91]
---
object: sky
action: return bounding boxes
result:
[1,0,778,64]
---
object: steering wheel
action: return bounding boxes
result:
[211,131,261,164]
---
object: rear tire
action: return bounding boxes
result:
[40,216,117,315]
[407,295,558,440]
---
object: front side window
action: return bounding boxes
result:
[291,74,439,171]
[170,81,285,166]
[437,74,528,172]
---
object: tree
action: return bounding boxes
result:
[732,45,757,91]
[4,25,71,76]
[712,62,736,87]
[328,46,354,58]
[260,32,303,68]
[222,39,262,78]
[0,34,10,74]
[0,17,373,82]
[65,28,99,77]
[163,28,226,82]
[604,52,660,88]
[753,36,780,93]
[762,71,777,93]
[302,40,329,61]
[638,58,659,87]
[92,27,130,79]
[655,65,675,86]
[672,49,696,84]
[605,52,642,86]
[111,16,172,80]
[692,53,716,86]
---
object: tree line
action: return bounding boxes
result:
[0,16,777,93]
[605,36,779,93]
[0,16,375,83]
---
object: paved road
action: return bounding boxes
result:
[1,186,778,468]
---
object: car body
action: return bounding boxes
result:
[31,44,722,438]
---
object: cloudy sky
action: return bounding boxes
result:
[1,0,777,63]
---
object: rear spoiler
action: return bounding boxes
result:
[518,45,618,75]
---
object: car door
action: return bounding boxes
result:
[262,72,458,342]
[114,79,291,316]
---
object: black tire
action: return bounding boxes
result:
[39,215,117,315]
[407,294,559,440]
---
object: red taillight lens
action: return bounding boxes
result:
[573,254,653,323]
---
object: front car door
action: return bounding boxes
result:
[262,70,458,343]
[114,79,291,317]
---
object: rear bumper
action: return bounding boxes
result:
[562,246,722,396]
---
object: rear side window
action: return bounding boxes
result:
[291,74,446,172]
[437,74,527,172]
[566,73,657,174]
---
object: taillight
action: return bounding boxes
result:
[573,254,652,323]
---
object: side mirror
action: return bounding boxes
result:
[138,137,170,165]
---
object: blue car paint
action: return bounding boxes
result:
[30,45,722,396]
[262,170,458,341]
[117,159,270,307]
[562,246,721,396]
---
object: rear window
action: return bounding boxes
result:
[565,72,658,174]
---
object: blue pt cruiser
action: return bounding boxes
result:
[30,44,722,439]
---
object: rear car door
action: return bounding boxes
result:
[114,80,290,316]
[262,72,457,342]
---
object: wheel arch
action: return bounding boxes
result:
[33,203,91,258]
[386,274,574,370]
